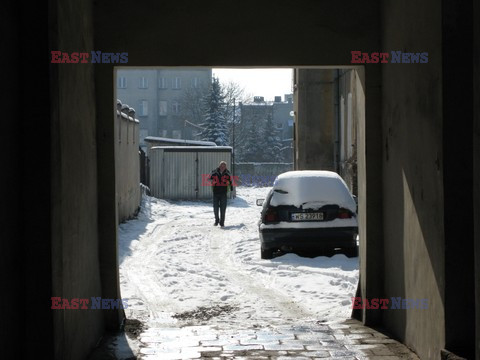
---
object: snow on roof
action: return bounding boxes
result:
[116,110,139,123]
[270,170,356,212]
[145,136,216,146]
[151,146,232,151]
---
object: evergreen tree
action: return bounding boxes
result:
[241,119,260,162]
[261,114,282,162]
[197,77,228,145]
[236,110,265,162]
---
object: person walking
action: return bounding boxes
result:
[210,161,233,227]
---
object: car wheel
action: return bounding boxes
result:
[345,246,359,258]
[261,247,275,260]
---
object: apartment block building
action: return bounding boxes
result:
[116,68,212,151]
[239,94,294,162]
[239,95,293,140]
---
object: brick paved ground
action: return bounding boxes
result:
[137,318,419,359]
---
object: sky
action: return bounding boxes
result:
[212,68,293,102]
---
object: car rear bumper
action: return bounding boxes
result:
[259,226,358,250]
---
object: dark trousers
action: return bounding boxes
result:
[213,192,227,225]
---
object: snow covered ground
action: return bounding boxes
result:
[118,186,359,334]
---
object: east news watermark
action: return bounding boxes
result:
[201,174,277,187]
[51,51,128,64]
[351,50,429,64]
[51,297,128,309]
[352,297,429,309]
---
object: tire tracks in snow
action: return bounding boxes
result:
[207,227,317,326]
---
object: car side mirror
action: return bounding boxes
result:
[352,195,358,214]
[256,199,264,206]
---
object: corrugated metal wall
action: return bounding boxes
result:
[149,147,232,200]
[163,151,197,199]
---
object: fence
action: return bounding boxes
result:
[149,146,233,200]
[116,100,141,222]
[233,162,294,186]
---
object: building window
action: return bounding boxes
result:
[172,77,181,89]
[159,129,168,137]
[138,100,148,116]
[117,77,127,88]
[158,77,168,89]
[192,77,200,88]
[139,77,148,89]
[276,122,284,130]
[172,130,182,139]
[172,101,180,114]
[159,101,168,116]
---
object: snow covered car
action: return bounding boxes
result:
[256,170,358,259]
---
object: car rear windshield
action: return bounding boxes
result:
[270,175,356,212]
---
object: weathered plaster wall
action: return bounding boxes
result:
[50,0,105,358]
[294,69,336,171]
[381,18,445,353]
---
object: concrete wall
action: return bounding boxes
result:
[474,0,480,358]
[2,2,18,358]
[381,0,445,353]
[2,2,44,358]
[294,69,336,171]
[337,69,363,195]
[380,0,474,358]
[293,68,363,196]
[49,0,106,359]
[116,102,141,223]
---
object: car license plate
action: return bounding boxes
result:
[291,212,324,221]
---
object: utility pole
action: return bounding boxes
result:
[232,98,235,177]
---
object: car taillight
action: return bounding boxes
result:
[337,208,352,219]
[265,209,278,222]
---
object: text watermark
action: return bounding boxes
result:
[351,297,428,309]
[51,51,128,64]
[351,51,428,64]
[201,174,277,187]
[51,297,129,309]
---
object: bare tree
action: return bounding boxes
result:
[179,84,210,139]
[221,81,253,150]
